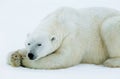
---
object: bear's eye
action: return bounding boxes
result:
[37,44,42,46]
[51,37,55,41]
[28,43,31,45]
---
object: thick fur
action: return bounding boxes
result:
[8,7,120,69]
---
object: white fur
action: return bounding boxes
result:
[8,7,120,69]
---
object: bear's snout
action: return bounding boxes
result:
[28,53,34,60]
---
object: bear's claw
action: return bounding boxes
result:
[8,51,22,67]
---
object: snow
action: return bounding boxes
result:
[1,0,120,79]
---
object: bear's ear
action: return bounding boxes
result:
[51,36,55,41]
[27,33,30,37]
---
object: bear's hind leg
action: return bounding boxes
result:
[104,58,120,67]
[102,16,120,67]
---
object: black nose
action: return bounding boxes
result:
[28,53,34,60]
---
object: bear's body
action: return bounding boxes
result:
[8,7,120,69]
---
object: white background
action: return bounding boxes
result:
[1,0,120,79]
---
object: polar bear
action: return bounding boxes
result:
[8,7,120,69]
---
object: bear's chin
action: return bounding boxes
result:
[34,51,56,60]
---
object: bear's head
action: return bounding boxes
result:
[25,31,63,60]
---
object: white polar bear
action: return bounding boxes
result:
[8,7,120,69]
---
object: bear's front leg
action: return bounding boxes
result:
[22,53,70,69]
[22,48,83,69]
[8,49,27,67]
